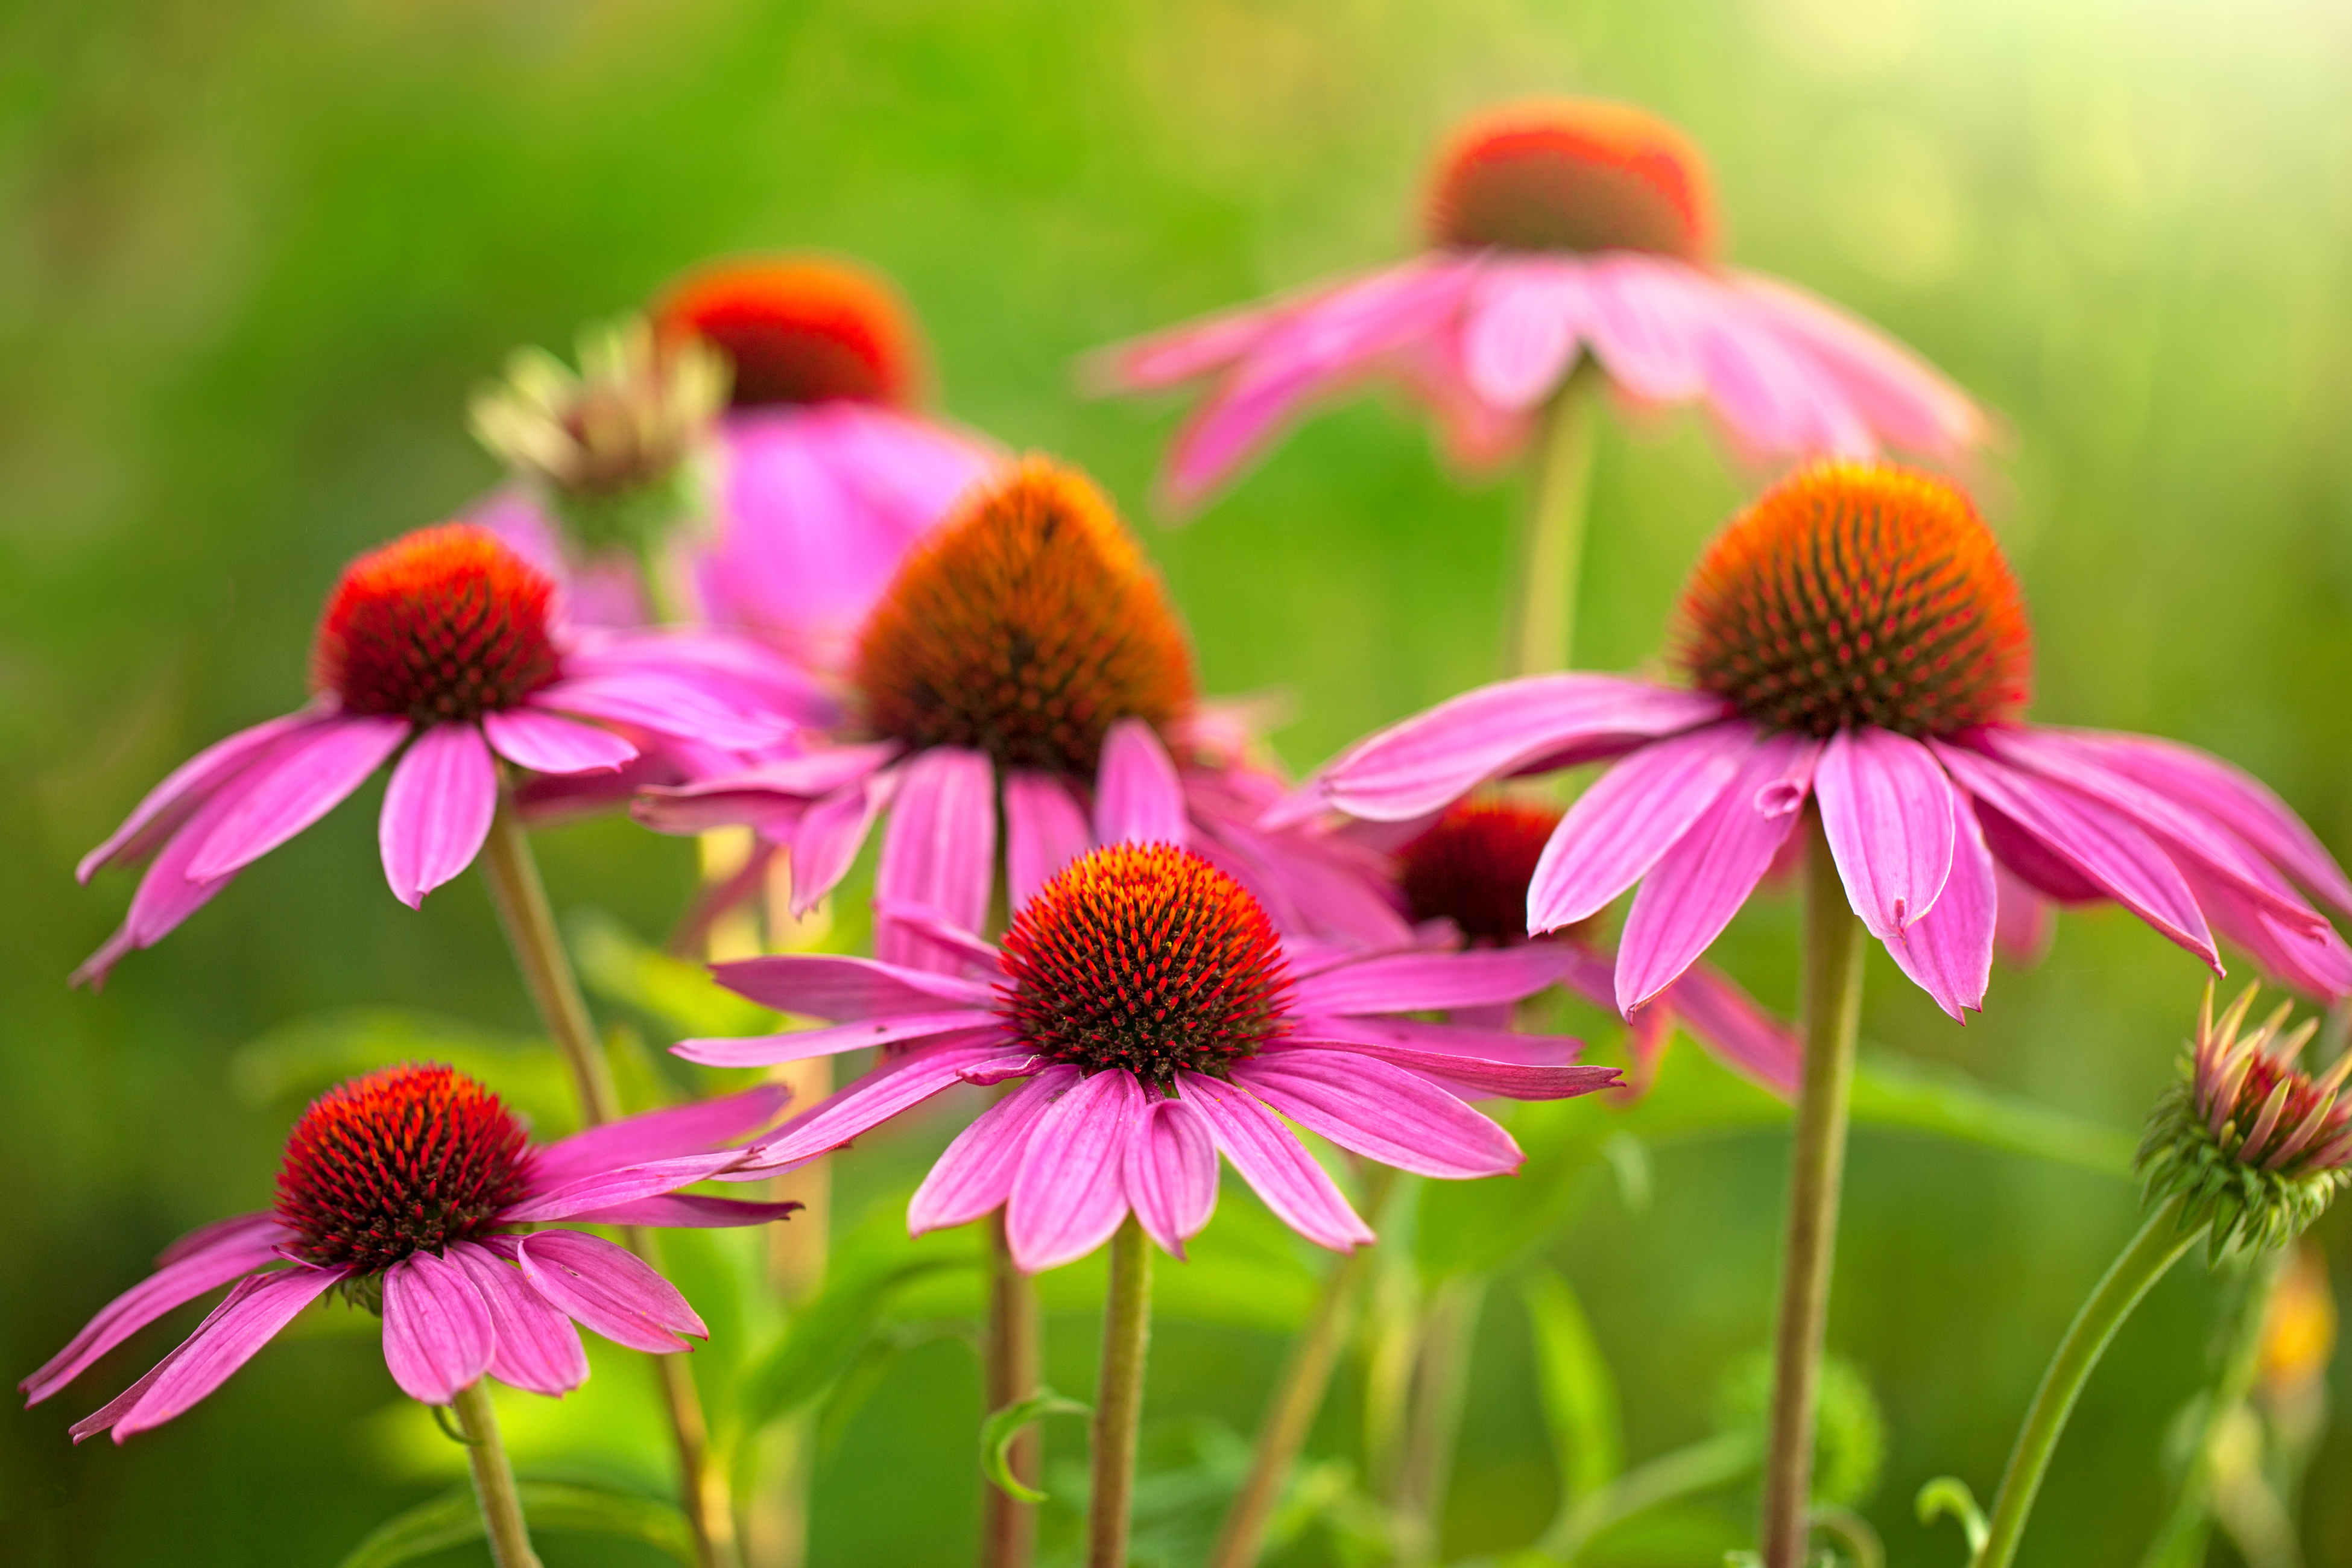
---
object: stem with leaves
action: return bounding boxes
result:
[452,1380,543,1568]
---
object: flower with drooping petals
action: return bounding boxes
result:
[2140,985,2352,1259]
[1087,98,1989,513]
[680,844,1618,1269]
[22,1067,796,1440]
[1280,461,2352,1020]
[74,524,826,985]
[634,457,1412,967]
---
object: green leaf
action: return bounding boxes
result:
[230,1009,571,1130]
[1915,1475,1990,1555]
[730,1256,971,1437]
[337,1481,698,1568]
[979,1387,1092,1504]
[1521,1269,1623,1501]
[1850,1051,2135,1178]
[567,906,776,1041]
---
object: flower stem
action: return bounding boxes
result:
[452,1379,543,1568]
[477,787,740,1568]
[1089,1216,1154,1568]
[1974,1193,2199,1568]
[982,1208,1041,1568]
[1503,366,1600,678]
[1207,1164,1395,1568]
[1757,820,1869,1568]
[2135,1247,2287,1568]
[1393,1274,1489,1568]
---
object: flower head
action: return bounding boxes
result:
[1426,98,1716,261]
[2140,985,2352,1259]
[683,845,1618,1271]
[1400,797,1564,946]
[654,255,923,409]
[314,525,565,722]
[23,1070,795,1440]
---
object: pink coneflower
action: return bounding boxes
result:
[680,844,1619,1269]
[1089,98,1987,514]
[22,1065,795,1439]
[1395,797,1798,1095]
[1283,461,2352,1020]
[74,524,818,984]
[635,459,1412,971]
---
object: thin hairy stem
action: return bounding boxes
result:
[452,1380,543,1568]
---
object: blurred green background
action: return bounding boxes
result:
[7,0,2352,1563]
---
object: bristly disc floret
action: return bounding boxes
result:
[275,1063,534,1275]
[2139,984,2352,1261]
[999,844,1290,1085]
[1426,98,1718,261]
[1677,461,2032,739]
[1400,797,1564,946]
[855,458,1197,776]
[654,256,922,409]
[312,525,563,724]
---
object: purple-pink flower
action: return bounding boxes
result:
[1282,461,2352,1020]
[681,844,1620,1271]
[22,1066,796,1440]
[72,524,821,985]
[1088,98,1988,513]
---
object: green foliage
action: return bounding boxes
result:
[1915,1475,1991,1556]
[1716,1355,1888,1511]
[336,1481,697,1567]
[1521,1268,1624,1503]
[567,906,776,1042]
[980,1388,1093,1505]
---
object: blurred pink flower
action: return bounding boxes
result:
[22,1066,795,1440]
[1087,99,1988,513]
[1280,462,2352,1020]
[683,844,1618,1271]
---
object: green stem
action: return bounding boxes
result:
[1537,1430,1760,1561]
[1089,1218,1154,1568]
[1757,820,1869,1568]
[1974,1193,2199,1568]
[477,788,739,1568]
[2137,1249,2287,1568]
[1207,1165,1396,1568]
[982,1209,1041,1568]
[452,1380,543,1568]
[1503,368,1600,678]
[1393,1275,1489,1568]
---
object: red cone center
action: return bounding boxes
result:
[654,256,920,409]
[1426,99,1717,261]
[1399,798,1564,946]
[313,525,563,724]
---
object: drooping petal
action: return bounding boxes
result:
[78,712,324,882]
[1528,722,1756,934]
[449,1242,589,1397]
[1729,271,1988,457]
[1459,258,1590,411]
[876,747,996,974]
[729,1037,1034,1174]
[673,1010,1003,1068]
[1095,719,1189,849]
[2176,859,2352,1002]
[1124,1096,1219,1260]
[481,709,638,776]
[1580,254,1709,401]
[516,1230,706,1353]
[908,1067,1081,1235]
[785,763,900,914]
[1233,1049,1523,1178]
[72,780,258,987]
[871,899,1006,970]
[504,1151,753,1222]
[155,1210,285,1268]
[1289,944,1577,1016]
[533,674,788,751]
[1005,1069,1145,1272]
[1615,731,1820,1011]
[378,721,499,909]
[380,1250,497,1405]
[185,715,413,881]
[528,1083,793,1191]
[1004,771,1093,909]
[555,1194,806,1228]
[1272,1031,1614,1101]
[22,1224,286,1405]
[1992,863,2055,966]
[1882,794,1997,1021]
[1691,286,1875,458]
[1814,727,1957,939]
[1175,1072,1374,1252]
[1082,292,1296,393]
[106,1266,344,1441]
[707,952,994,1022]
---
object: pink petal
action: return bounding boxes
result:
[381,1250,496,1405]
[1274,1033,1615,1101]
[1580,254,1709,402]
[1729,271,1988,457]
[516,1230,706,1353]
[505,1151,752,1222]
[536,673,792,751]
[529,1083,792,1191]
[1814,728,1957,939]
[1303,674,1727,826]
[707,953,994,1021]
[1616,730,1820,1011]
[557,1194,805,1228]
[876,747,996,974]
[1658,963,1800,1098]
[72,781,258,986]
[1690,289,1874,458]
[107,1266,344,1440]
[1176,1073,1374,1252]
[185,715,412,881]
[1083,295,1297,392]
[22,1225,285,1405]
[730,1038,1035,1172]
[1528,722,1755,934]
[78,712,322,882]
[449,1242,589,1397]
[1233,1049,1523,1178]
[1882,795,1997,1021]
[785,763,900,915]
[1004,1069,1145,1272]
[378,722,499,909]
[481,709,637,776]
[871,897,1005,970]
[672,1009,1002,1068]
[1094,719,1189,849]
[2177,859,2352,1002]
[1459,258,1590,411]
[1293,1012,1581,1067]
[1289,944,1576,1016]
[154,1210,283,1269]
[908,1066,1081,1234]
[1124,1097,1219,1260]
[1004,771,1093,909]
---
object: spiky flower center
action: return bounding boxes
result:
[1677,461,2032,739]
[313,525,563,724]
[855,459,1196,776]
[275,1063,533,1273]
[999,844,1289,1084]
[654,256,919,408]
[1426,99,1717,261]
[1400,798,1563,946]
